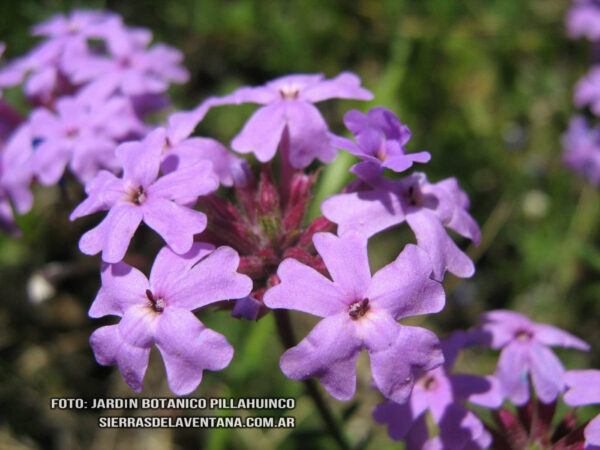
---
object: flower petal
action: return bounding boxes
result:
[231,103,286,162]
[529,342,566,404]
[117,127,165,187]
[154,307,234,395]
[148,160,218,201]
[532,323,590,351]
[564,370,600,406]
[79,203,143,263]
[313,232,371,301]
[279,313,363,401]
[89,262,149,318]
[495,343,530,406]
[372,400,418,441]
[142,198,206,254]
[406,208,475,280]
[264,258,348,317]
[363,312,443,403]
[301,72,373,103]
[164,246,252,310]
[367,244,444,320]
[89,325,150,393]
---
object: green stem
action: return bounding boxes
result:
[273,309,351,450]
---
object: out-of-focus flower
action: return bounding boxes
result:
[264,232,445,402]
[562,116,600,186]
[566,0,600,41]
[218,72,373,168]
[373,332,503,449]
[479,310,590,406]
[564,370,600,447]
[30,94,145,184]
[89,243,252,394]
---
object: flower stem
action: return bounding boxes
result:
[273,309,351,450]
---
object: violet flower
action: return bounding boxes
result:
[264,232,445,402]
[566,0,600,41]
[71,24,189,102]
[562,116,600,186]
[219,72,373,168]
[89,242,252,394]
[30,94,145,184]
[479,310,590,406]
[331,107,430,178]
[564,370,600,447]
[70,127,218,263]
[373,332,503,449]
[575,66,600,115]
[321,172,480,280]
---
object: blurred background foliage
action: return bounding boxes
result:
[1,0,599,449]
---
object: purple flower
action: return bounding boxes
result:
[89,242,252,394]
[264,232,445,402]
[30,94,145,184]
[220,72,373,168]
[575,66,600,115]
[373,332,502,448]
[331,107,431,177]
[564,370,600,447]
[562,116,600,186]
[70,127,218,263]
[479,310,590,406]
[71,23,189,102]
[0,124,34,235]
[321,172,480,280]
[566,0,600,41]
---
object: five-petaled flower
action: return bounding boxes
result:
[264,231,445,402]
[70,127,218,263]
[479,310,590,406]
[89,242,252,395]
[218,72,373,168]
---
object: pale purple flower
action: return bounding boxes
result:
[89,242,252,394]
[1,124,34,213]
[567,0,600,41]
[0,10,114,103]
[564,370,600,447]
[562,116,600,186]
[219,72,373,168]
[71,24,189,102]
[30,94,145,184]
[479,310,590,406]
[575,66,600,115]
[264,232,445,402]
[331,107,430,177]
[321,172,480,280]
[373,332,502,449]
[70,127,218,263]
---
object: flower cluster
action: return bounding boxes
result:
[564,0,600,184]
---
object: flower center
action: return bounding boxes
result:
[145,289,165,313]
[516,330,532,342]
[131,186,146,205]
[348,298,370,320]
[423,375,437,391]
[279,84,300,100]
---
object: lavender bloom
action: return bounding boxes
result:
[321,172,480,280]
[89,242,252,394]
[71,23,189,102]
[564,370,600,447]
[480,310,590,406]
[219,72,373,168]
[575,66,600,115]
[566,0,600,41]
[264,232,445,402]
[70,128,218,263]
[562,116,600,186]
[0,11,115,104]
[30,94,145,184]
[373,332,502,449]
[331,107,430,177]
